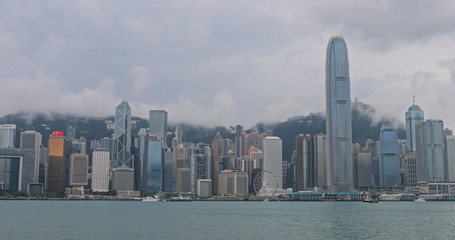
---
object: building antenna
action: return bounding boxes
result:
[412,86,416,105]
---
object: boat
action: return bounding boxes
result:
[414,197,426,202]
[142,196,160,202]
[363,197,379,203]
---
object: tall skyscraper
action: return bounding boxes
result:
[445,136,455,182]
[353,150,372,187]
[379,125,400,186]
[175,125,182,145]
[149,110,168,147]
[114,100,133,168]
[163,147,174,192]
[47,132,67,193]
[189,144,211,193]
[416,119,445,182]
[263,136,283,189]
[20,131,42,184]
[133,129,148,192]
[325,36,353,192]
[405,98,424,152]
[0,124,16,148]
[91,149,110,192]
[69,154,88,186]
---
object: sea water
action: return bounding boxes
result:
[1,200,455,239]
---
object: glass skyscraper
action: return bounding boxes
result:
[115,100,133,168]
[149,110,168,147]
[405,102,424,152]
[416,119,445,182]
[325,36,353,192]
[379,125,400,186]
[147,110,168,194]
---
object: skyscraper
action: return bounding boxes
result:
[0,124,16,148]
[20,131,42,184]
[325,36,353,192]
[416,119,445,182]
[69,154,88,186]
[114,100,133,168]
[189,144,211,193]
[406,99,424,152]
[263,136,283,189]
[91,149,110,192]
[47,132,67,193]
[379,125,400,186]
[149,110,168,147]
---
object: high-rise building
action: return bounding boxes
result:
[66,126,76,140]
[189,144,211,193]
[197,179,212,197]
[176,168,190,193]
[163,148,174,192]
[416,119,446,182]
[314,134,328,189]
[0,124,16,148]
[149,110,168,147]
[147,137,162,194]
[69,154,88,186]
[175,125,182,145]
[20,131,42,184]
[365,139,380,186]
[91,149,110,192]
[0,148,35,191]
[445,136,455,182]
[295,134,313,191]
[325,36,353,192]
[211,132,223,195]
[405,101,424,152]
[114,100,133,168]
[133,129,148,192]
[263,136,283,189]
[47,133,67,193]
[353,150,372,187]
[112,166,134,191]
[405,152,417,184]
[379,125,400,186]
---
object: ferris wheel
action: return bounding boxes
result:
[253,170,278,197]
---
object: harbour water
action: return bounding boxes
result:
[1,200,455,239]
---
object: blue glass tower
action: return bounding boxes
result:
[379,125,400,186]
[325,36,354,192]
[405,99,424,153]
[114,100,133,168]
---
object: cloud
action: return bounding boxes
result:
[264,99,304,124]
[129,66,154,97]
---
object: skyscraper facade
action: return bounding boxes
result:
[20,131,42,184]
[91,149,110,192]
[47,133,67,193]
[379,125,400,186]
[445,136,455,182]
[406,103,424,152]
[263,136,283,189]
[114,100,133,168]
[189,144,211,193]
[0,124,16,148]
[325,36,353,192]
[69,154,89,186]
[416,119,445,182]
[149,110,168,147]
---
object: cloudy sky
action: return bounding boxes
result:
[1,1,455,129]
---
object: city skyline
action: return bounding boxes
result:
[1,1,455,129]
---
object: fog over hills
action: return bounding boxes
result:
[0,101,404,161]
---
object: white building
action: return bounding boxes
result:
[91,149,110,192]
[263,136,283,189]
[0,124,16,148]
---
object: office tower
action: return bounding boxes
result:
[69,154,88,186]
[66,126,76,139]
[244,149,262,189]
[405,99,424,152]
[47,132,67,193]
[133,129,148,192]
[405,152,417,184]
[314,134,328,189]
[147,136,162,194]
[149,110,168,147]
[189,144,211,193]
[174,146,186,178]
[366,139,380,186]
[0,148,35,191]
[163,147,174,192]
[211,132,223,195]
[115,100,133,168]
[71,137,87,154]
[445,136,455,182]
[172,138,179,148]
[353,150,372,187]
[197,179,212,197]
[227,171,248,196]
[175,125,182,145]
[218,170,231,195]
[223,139,233,156]
[398,139,407,184]
[416,120,445,182]
[20,131,42,183]
[444,128,453,137]
[325,36,354,192]
[176,168,190,193]
[234,125,244,158]
[246,132,261,151]
[379,125,400,186]
[0,124,16,148]
[282,160,289,188]
[295,134,313,191]
[112,166,134,191]
[91,149,110,192]
[263,136,283,189]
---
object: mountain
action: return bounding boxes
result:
[0,101,405,161]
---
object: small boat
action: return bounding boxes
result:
[414,197,426,202]
[143,196,160,202]
[363,197,379,203]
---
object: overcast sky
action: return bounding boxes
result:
[1,1,455,129]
